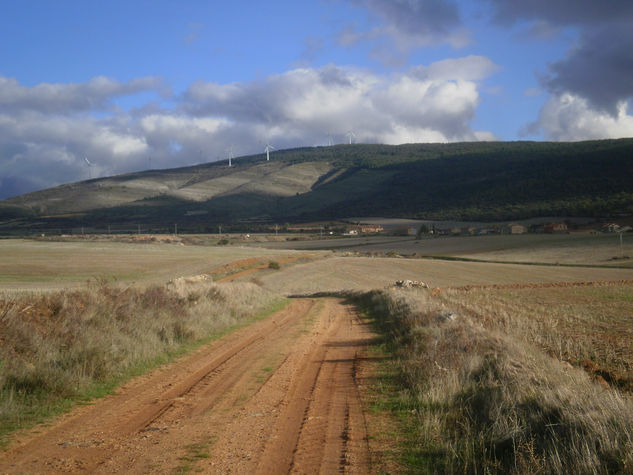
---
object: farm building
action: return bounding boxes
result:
[392,226,416,236]
[358,225,385,234]
[602,223,621,233]
[544,222,568,233]
[506,224,528,234]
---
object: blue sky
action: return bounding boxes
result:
[1,0,632,198]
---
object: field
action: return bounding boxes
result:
[250,232,633,267]
[443,284,633,385]
[257,255,633,295]
[1,234,633,473]
[0,238,317,292]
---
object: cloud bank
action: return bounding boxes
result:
[483,0,633,138]
[344,0,633,140]
[0,58,497,198]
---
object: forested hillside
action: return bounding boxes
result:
[1,139,632,232]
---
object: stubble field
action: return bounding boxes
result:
[0,238,315,292]
[256,255,633,295]
[250,232,633,267]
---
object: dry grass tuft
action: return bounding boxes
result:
[0,279,280,444]
[356,288,633,473]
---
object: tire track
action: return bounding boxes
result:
[0,298,375,474]
[0,299,316,474]
[256,300,371,474]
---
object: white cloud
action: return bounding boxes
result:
[0,60,497,198]
[0,75,163,114]
[529,94,633,141]
[411,55,499,82]
[183,61,496,144]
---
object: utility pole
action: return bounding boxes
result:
[620,232,624,258]
[174,223,178,235]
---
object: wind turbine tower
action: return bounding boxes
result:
[327,132,333,146]
[345,130,356,145]
[264,143,275,161]
[227,146,234,167]
[84,157,93,179]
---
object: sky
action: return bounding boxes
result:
[1,0,633,199]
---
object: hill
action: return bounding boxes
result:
[1,139,633,233]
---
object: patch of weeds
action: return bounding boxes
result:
[267,261,280,270]
[365,344,449,473]
[175,437,216,473]
[297,299,323,335]
[174,463,193,474]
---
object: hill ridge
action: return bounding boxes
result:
[1,139,632,232]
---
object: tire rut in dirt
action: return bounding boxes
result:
[257,301,371,474]
[120,301,302,435]
[0,300,315,474]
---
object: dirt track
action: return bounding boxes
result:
[0,299,375,474]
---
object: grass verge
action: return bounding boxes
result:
[0,278,285,448]
[351,288,633,473]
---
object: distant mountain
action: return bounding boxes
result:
[2,139,633,233]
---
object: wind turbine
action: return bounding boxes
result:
[264,143,275,161]
[84,157,93,179]
[327,132,333,146]
[226,146,234,167]
[345,130,356,145]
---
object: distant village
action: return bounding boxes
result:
[281,221,633,237]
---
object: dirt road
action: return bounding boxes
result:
[0,299,376,474]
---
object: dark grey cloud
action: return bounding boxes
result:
[485,0,633,26]
[352,0,462,39]
[484,0,633,115]
[0,176,41,200]
[545,23,633,114]
[339,0,468,65]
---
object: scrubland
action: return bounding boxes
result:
[0,278,282,445]
[355,284,633,473]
